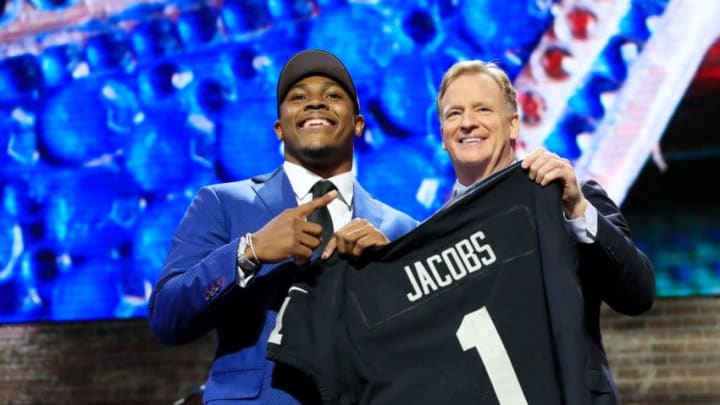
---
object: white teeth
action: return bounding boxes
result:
[460,138,481,143]
[302,118,331,128]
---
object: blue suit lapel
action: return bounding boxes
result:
[252,167,298,220]
[352,182,382,227]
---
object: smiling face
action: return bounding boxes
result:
[274,75,364,177]
[439,72,520,186]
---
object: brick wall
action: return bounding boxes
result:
[0,319,214,405]
[602,297,720,404]
[1,297,718,404]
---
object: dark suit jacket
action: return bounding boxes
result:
[148,167,418,404]
[539,179,655,405]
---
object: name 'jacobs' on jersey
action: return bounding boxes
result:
[403,229,497,302]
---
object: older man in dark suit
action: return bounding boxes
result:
[436,59,655,404]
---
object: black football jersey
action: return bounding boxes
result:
[267,163,572,405]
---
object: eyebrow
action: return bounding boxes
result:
[441,104,462,116]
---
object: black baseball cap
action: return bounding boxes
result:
[276,49,360,115]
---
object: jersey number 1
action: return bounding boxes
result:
[456,307,528,405]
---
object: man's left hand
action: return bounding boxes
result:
[521,148,588,219]
[322,219,390,260]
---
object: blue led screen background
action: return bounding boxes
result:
[1,0,718,323]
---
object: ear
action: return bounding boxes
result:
[274,119,283,141]
[354,114,366,137]
[509,112,520,143]
[440,124,447,150]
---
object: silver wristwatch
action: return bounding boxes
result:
[237,235,260,277]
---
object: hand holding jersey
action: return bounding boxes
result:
[521,148,588,220]
[322,218,391,260]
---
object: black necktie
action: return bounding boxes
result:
[307,180,336,252]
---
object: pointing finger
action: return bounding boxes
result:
[295,190,338,217]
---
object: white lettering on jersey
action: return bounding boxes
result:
[405,230,497,302]
[269,286,309,345]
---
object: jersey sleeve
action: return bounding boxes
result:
[266,265,347,403]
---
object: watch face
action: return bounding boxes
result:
[239,256,259,271]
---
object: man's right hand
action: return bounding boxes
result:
[250,190,337,265]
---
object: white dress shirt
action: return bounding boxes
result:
[283,161,354,231]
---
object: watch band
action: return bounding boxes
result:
[237,235,260,277]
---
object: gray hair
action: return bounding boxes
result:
[436,60,518,118]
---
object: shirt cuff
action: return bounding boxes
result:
[564,202,598,244]
[237,265,255,287]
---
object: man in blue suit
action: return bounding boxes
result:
[436,59,655,404]
[148,49,417,404]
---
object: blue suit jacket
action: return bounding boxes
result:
[148,167,418,404]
